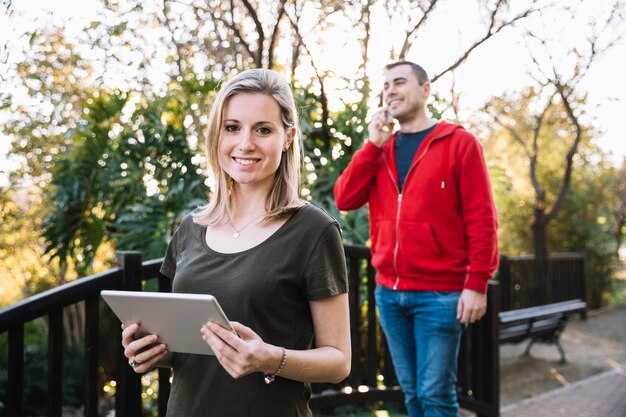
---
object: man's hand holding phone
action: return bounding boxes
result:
[368,108,394,148]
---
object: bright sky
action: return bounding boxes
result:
[1,0,625,188]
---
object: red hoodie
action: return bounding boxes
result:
[334,121,498,293]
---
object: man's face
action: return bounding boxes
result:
[383,64,430,123]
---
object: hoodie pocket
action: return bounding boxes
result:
[399,222,445,260]
[371,220,396,273]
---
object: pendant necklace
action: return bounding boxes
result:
[230,214,264,239]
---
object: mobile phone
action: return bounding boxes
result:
[381,111,393,132]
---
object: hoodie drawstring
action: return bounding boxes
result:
[440,137,450,189]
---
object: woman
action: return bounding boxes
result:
[120,68,351,417]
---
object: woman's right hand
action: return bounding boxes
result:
[121,322,169,373]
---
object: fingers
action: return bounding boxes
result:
[121,322,167,373]
[201,321,264,379]
[367,108,394,147]
[128,344,168,373]
[371,109,392,130]
[230,321,254,338]
[458,303,487,324]
[457,290,487,324]
[201,321,242,350]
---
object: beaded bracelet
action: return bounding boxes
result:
[264,346,287,384]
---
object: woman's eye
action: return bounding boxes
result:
[224,125,239,132]
[258,127,272,135]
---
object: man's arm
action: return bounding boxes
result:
[334,109,394,210]
[456,134,499,323]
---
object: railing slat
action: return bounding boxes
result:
[158,272,172,417]
[348,257,362,386]
[7,324,24,417]
[115,251,144,417]
[48,309,64,417]
[84,296,100,417]
[365,262,378,387]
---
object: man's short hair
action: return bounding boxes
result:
[385,61,429,85]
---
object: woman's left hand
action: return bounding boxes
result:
[201,321,281,379]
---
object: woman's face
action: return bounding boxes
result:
[218,93,294,192]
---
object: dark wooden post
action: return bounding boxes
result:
[115,251,143,417]
[497,255,510,312]
[7,324,24,417]
[158,271,172,416]
[84,296,100,417]
[482,281,501,417]
[48,309,64,417]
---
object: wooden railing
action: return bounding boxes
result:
[0,246,500,417]
[498,253,587,317]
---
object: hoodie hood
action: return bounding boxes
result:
[383,121,463,192]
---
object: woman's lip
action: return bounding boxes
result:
[233,157,260,166]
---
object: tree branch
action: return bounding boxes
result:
[214,0,255,65]
[546,82,582,221]
[162,0,185,78]
[432,3,536,82]
[398,0,439,59]
[285,10,331,147]
[268,0,288,70]
[529,90,556,208]
[240,0,265,67]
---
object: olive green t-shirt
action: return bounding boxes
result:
[160,203,348,417]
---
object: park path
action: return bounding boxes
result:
[500,366,626,417]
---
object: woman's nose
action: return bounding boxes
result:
[237,130,255,151]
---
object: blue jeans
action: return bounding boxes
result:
[375,285,464,417]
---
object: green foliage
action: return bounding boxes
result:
[3,28,98,184]
[296,81,372,244]
[548,156,619,307]
[110,95,208,259]
[43,86,209,270]
[43,91,129,273]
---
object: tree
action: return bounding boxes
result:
[481,3,624,290]
[2,27,99,186]
[610,158,626,256]
[2,0,545,288]
[480,85,621,307]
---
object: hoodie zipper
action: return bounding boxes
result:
[382,133,447,290]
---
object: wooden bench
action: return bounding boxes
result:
[498,299,587,364]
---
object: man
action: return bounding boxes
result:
[334,61,498,417]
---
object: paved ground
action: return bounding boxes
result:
[500,366,626,417]
[456,301,626,417]
[498,302,626,408]
[459,301,625,417]
[494,251,626,417]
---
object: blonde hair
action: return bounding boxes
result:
[192,69,302,226]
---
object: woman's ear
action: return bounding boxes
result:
[284,127,296,151]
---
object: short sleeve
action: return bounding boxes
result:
[303,222,349,300]
[160,215,189,279]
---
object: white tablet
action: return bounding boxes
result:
[101,290,233,356]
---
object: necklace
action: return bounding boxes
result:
[230,214,265,239]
